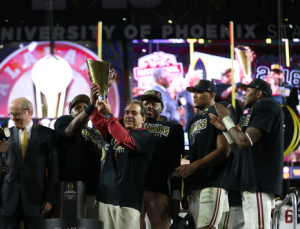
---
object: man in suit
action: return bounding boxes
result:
[176,70,202,131]
[0,97,59,229]
[151,68,180,123]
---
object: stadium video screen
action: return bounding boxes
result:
[0,39,299,159]
[128,39,300,156]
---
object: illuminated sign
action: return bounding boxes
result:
[191,52,240,82]
[283,166,300,179]
[256,65,300,87]
[0,41,120,118]
[133,51,183,90]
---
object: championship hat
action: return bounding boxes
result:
[186,79,217,93]
[140,90,164,107]
[239,79,272,97]
[68,94,90,113]
[271,64,283,73]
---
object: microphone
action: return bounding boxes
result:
[0,123,10,181]
[0,123,10,141]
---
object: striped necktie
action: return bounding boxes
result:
[20,128,28,160]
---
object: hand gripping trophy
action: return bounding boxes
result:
[86,60,110,101]
[234,45,254,84]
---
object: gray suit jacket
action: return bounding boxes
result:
[0,122,59,217]
[176,90,194,131]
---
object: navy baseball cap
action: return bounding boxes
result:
[69,94,90,113]
[186,80,217,93]
[141,90,164,107]
[240,79,272,97]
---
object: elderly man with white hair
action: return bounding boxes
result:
[176,70,203,130]
[0,97,59,229]
[151,68,180,123]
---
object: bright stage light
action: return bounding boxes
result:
[266,38,272,44]
[31,54,73,117]
[32,54,72,95]
[198,39,204,44]
[285,39,290,67]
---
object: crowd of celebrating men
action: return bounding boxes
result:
[0,67,284,229]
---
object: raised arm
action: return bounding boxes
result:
[90,109,109,141]
[214,103,264,150]
[228,126,263,150]
[214,103,264,151]
[97,98,136,151]
[65,83,99,138]
[209,113,238,154]
[89,69,117,140]
[107,117,136,151]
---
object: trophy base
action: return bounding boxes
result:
[98,94,107,101]
[41,219,103,229]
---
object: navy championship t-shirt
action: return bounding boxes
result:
[55,115,108,195]
[97,128,154,212]
[185,102,234,194]
[142,120,184,196]
[225,99,284,196]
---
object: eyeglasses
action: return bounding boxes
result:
[8,109,28,117]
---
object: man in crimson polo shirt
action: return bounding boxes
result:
[140,90,184,229]
[211,79,284,229]
[89,83,154,229]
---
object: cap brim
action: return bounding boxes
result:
[140,94,162,104]
[186,87,211,93]
[186,87,195,93]
[239,83,249,92]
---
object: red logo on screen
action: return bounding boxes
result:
[133,51,183,91]
[0,41,120,119]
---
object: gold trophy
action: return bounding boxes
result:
[234,46,252,83]
[86,60,110,101]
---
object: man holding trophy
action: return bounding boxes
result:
[86,60,154,229]
[54,60,117,219]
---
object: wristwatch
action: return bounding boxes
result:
[104,113,113,120]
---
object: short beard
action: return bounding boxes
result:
[194,104,205,110]
[146,116,157,121]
